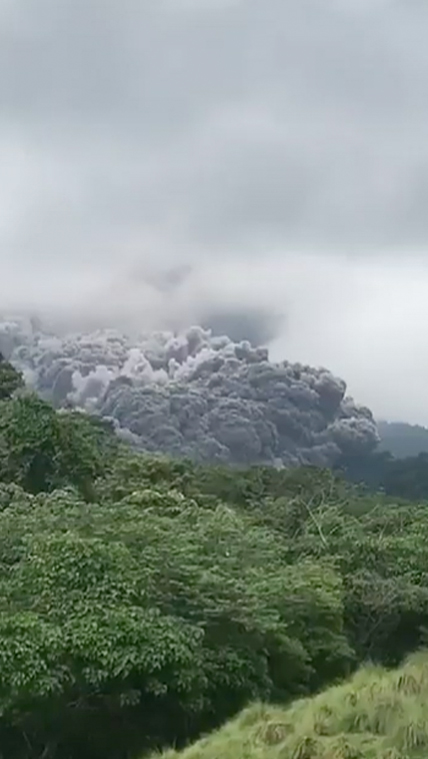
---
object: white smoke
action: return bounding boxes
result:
[0,316,379,467]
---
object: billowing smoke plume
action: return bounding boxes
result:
[0,315,379,467]
[200,306,283,347]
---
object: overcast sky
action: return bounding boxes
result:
[1,0,428,422]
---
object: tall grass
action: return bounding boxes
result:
[150,651,428,759]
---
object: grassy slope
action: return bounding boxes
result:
[152,652,428,759]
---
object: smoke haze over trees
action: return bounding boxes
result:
[377,420,428,459]
[6,315,428,504]
[0,315,380,469]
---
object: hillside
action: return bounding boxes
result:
[378,421,428,459]
[154,652,428,759]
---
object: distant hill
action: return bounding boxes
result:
[377,420,428,458]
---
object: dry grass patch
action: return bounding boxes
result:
[149,651,428,759]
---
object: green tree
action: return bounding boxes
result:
[1,382,428,759]
[280,493,428,666]
[0,483,350,758]
[0,394,116,497]
[0,353,24,400]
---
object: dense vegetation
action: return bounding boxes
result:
[1,357,428,757]
[336,448,428,502]
[333,419,428,503]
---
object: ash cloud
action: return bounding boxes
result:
[200,307,283,346]
[1,316,379,468]
[2,0,428,425]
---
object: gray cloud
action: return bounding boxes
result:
[2,0,428,256]
[200,306,284,346]
[1,0,428,423]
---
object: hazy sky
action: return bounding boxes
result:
[1,0,428,422]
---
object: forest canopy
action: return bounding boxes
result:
[0,357,428,757]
